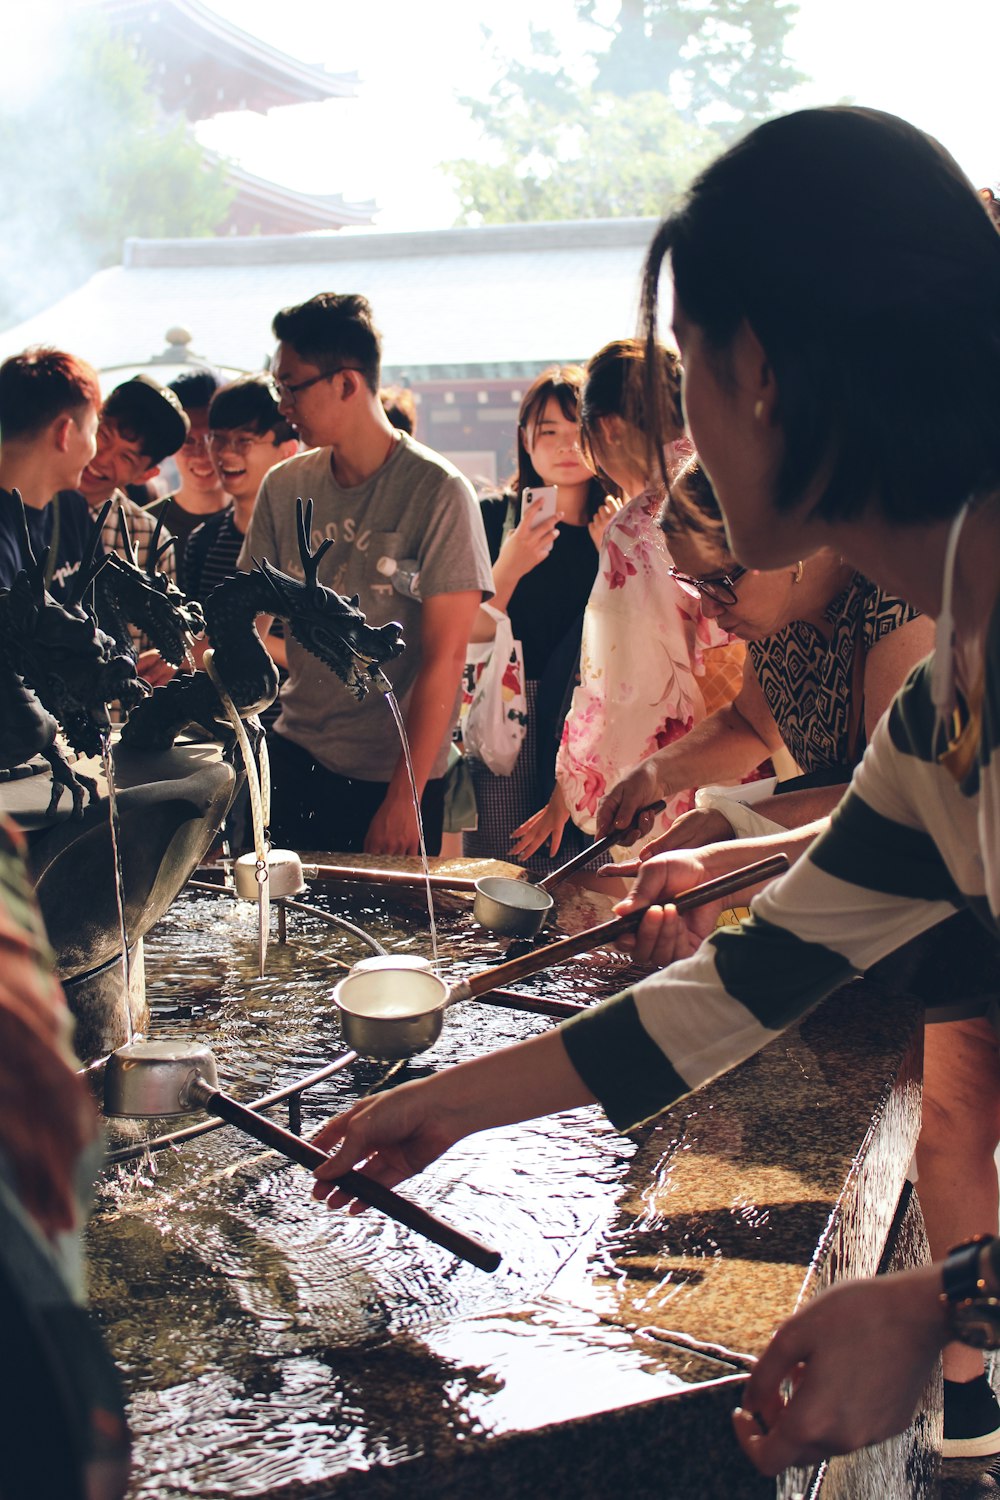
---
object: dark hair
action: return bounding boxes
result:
[103,375,189,466]
[167,367,224,414]
[0,346,101,441]
[642,106,1000,526]
[660,457,728,550]
[380,385,417,435]
[510,365,606,521]
[579,338,683,489]
[209,374,295,444]
[272,293,381,394]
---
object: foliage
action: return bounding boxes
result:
[0,18,233,331]
[446,0,805,225]
[448,90,723,224]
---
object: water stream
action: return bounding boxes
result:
[100,732,133,1042]
[381,686,439,968]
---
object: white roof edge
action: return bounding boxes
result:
[122,217,661,269]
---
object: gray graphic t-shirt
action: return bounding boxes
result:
[238,434,493,781]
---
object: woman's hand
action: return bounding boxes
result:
[637,806,735,859]
[597,759,666,842]
[611,848,722,967]
[311,1077,467,1210]
[733,1263,948,1475]
[501,508,561,581]
[510,784,570,860]
[588,496,623,552]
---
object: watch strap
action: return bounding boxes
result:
[942,1235,993,1303]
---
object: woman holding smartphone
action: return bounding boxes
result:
[510,338,744,864]
[461,367,615,875]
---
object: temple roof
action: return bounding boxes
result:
[207,155,376,236]
[0,219,662,380]
[101,0,358,120]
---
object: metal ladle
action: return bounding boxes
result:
[334,854,789,1060]
[103,1039,500,1273]
[472,799,667,938]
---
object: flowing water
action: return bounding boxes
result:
[87,881,728,1499]
[381,687,439,968]
[101,732,133,1041]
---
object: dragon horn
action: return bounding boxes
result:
[252,556,293,612]
[117,506,140,569]
[295,498,334,584]
[147,512,167,575]
[69,502,112,605]
[11,489,45,591]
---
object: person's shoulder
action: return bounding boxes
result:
[265,446,325,486]
[395,433,473,491]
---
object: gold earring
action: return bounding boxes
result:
[753,399,765,421]
[792,560,803,584]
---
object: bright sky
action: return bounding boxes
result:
[197,0,1000,230]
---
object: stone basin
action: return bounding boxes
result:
[1,740,237,1058]
[89,854,936,1500]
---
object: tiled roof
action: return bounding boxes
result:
[0,219,664,377]
[100,0,358,119]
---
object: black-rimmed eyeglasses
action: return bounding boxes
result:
[273,368,361,404]
[668,563,747,606]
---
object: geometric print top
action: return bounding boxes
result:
[747,572,919,775]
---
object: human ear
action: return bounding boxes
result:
[53,415,73,452]
[736,320,778,424]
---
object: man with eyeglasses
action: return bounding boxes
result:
[238,291,493,856]
[153,369,229,586]
[183,374,298,668]
[77,375,189,685]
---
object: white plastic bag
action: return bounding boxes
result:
[461,605,527,776]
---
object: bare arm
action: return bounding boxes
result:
[311,1026,596,1204]
[469,509,559,643]
[862,613,935,734]
[597,657,783,839]
[365,589,483,856]
[734,1261,949,1474]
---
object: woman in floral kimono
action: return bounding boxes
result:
[510,337,745,863]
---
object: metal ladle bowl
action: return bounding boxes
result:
[101,1038,500,1271]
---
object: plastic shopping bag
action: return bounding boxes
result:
[462,605,527,776]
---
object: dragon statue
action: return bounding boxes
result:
[120,499,405,751]
[0,497,147,815]
[93,508,205,668]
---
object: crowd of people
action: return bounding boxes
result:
[2,102,1000,1487]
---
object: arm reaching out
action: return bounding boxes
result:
[310,1028,597,1208]
[734,1263,948,1474]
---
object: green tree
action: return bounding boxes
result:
[446,0,805,225]
[449,90,723,225]
[0,18,233,332]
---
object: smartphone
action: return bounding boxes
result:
[522,485,558,528]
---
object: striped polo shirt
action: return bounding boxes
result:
[562,594,1000,1131]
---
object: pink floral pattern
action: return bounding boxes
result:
[556,487,737,837]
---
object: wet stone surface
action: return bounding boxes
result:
[86,858,928,1499]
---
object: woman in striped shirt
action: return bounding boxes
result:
[311,107,1000,1473]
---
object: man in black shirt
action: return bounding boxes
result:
[0,347,102,600]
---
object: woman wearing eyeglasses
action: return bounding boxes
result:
[595,457,933,851]
[509,339,744,863]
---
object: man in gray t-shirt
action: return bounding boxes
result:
[239,292,492,856]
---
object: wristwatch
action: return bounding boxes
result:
[941,1235,1000,1349]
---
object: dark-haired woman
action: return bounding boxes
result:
[309,109,1000,1470]
[511,341,744,864]
[462,366,616,876]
